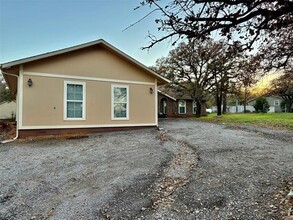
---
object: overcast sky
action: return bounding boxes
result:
[0,0,172,66]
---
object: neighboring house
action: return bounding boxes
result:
[0,39,169,138]
[224,95,283,113]
[0,101,16,119]
[226,105,255,113]
[247,95,283,113]
[158,88,207,117]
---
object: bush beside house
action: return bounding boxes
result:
[253,98,270,113]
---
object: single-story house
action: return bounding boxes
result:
[0,101,16,120]
[158,87,207,117]
[225,105,255,113]
[222,95,284,113]
[0,39,169,138]
[247,95,283,113]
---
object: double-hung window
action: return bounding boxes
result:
[178,100,186,114]
[64,82,85,120]
[112,85,129,120]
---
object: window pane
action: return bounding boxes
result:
[67,84,83,101]
[75,85,83,93]
[114,87,127,102]
[179,100,186,114]
[74,102,83,111]
[67,109,75,117]
[75,92,83,101]
[179,100,185,107]
[114,103,127,118]
[67,84,75,93]
[179,106,185,114]
[67,92,75,100]
[67,102,75,110]
[75,110,82,118]
[67,101,83,118]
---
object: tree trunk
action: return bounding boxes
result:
[222,92,227,114]
[216,94,222,116]
[288,101,293,112]
[243,88,247,113]
[196,100,202,116]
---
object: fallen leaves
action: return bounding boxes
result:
[149,133,197,213]
[269,178,293,218]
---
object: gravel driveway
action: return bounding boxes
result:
[157,119,293,220]
[0,119,292,220]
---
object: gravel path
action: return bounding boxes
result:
[0,119,292,220]
[0,130,178,220]
[153,119,293,220]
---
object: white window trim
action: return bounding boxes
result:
[193,101,197,114]
[274,100,280,106]
[64,81,86,120]
[111,85,129,120]
[178,100,186,114]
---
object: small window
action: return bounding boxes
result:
[112,85,129,120]
[178,100,186,114]
[162,100,167,114]
[274,100,280,106]
[193,101,197,114]
[64,82,85,120]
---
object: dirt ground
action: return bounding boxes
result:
[0,119,292,220]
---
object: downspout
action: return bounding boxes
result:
[1,69,19,143]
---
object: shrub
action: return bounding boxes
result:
[253,97,270,113]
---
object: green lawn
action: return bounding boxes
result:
[193,113,293,130]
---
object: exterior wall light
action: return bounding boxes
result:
[27,78,33,87]
[149,87,153,94]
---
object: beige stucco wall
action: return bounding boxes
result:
[20,45,158,128]
[21,75,156,127]
[0,101,16,119]
[23,46,154,83]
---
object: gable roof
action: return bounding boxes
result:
[247,95,283,103]
[0,39,170,85]
[158,85,194,100]
[158,90,176,101]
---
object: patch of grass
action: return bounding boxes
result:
[193,113,293,130]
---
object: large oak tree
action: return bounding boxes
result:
[138,0,293,70]
[153,39,239,115]
[231,55,261,112]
